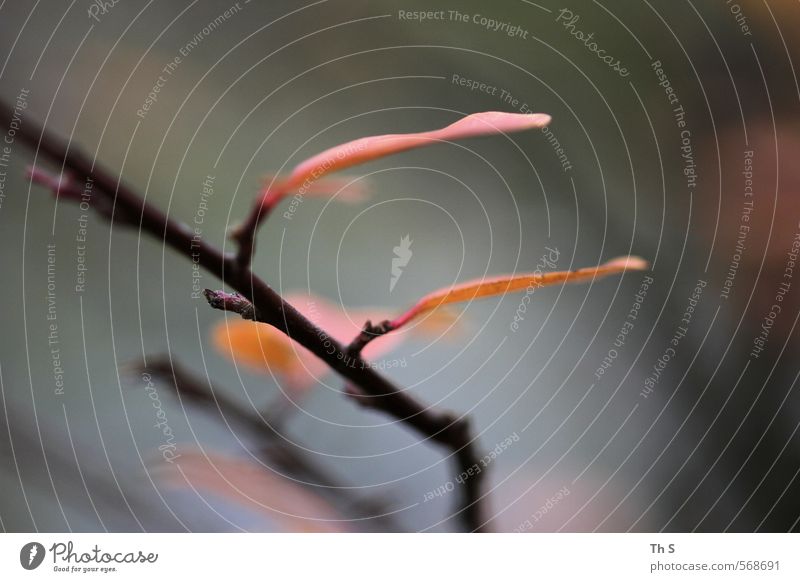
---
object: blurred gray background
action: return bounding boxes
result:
[1,0,799,532]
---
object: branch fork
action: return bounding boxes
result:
[347,319,396,356]
[15,105,647,533]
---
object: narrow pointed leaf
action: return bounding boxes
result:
[391,256,649,328]
[281,111,552,192]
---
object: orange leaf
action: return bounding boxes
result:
[391,256,649,328]
[211,292,410,391]
[212,318,303,377]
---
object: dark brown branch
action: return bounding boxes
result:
[342,383,373,408]
[347,319,396,356]
[6,100,487,532]
[140,356,397,527]
[229,186,281,269]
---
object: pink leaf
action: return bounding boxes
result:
[281,111,552,192]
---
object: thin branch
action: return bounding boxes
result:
[8,100,488,532]
[229,185,284,269]
[140,356,397,527]
[346,319,396,356]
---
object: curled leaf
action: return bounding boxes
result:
[390,256,649,329]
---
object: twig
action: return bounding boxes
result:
[202,289,256,320]
[7,100,488,532]
[229,185,284,269]
[141,356,397,527]
[346,319,396,356]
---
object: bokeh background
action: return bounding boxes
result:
[1,0,799,532]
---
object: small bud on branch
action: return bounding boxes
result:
[202,289,257,320]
